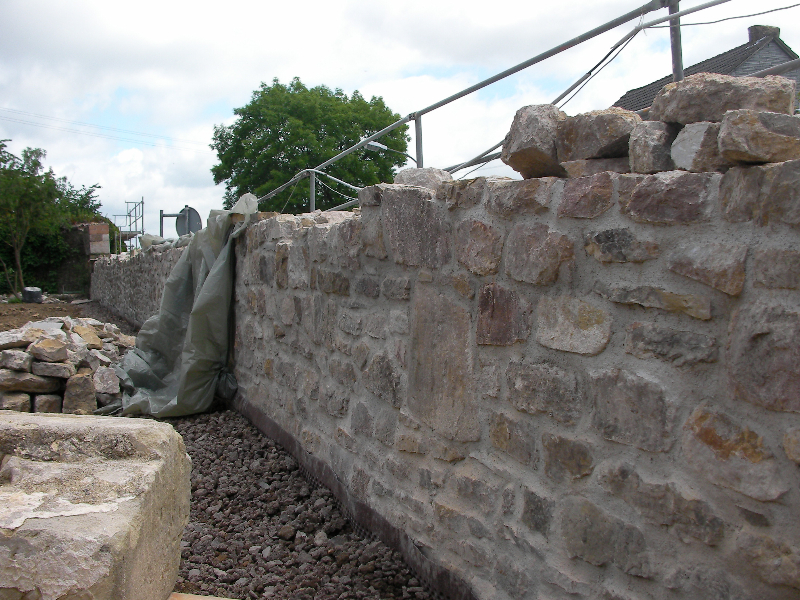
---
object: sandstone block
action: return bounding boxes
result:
[409,287,478,441]
[736,532,800,590]
[629,121,678,173]
[358,182,391,207]
[584,228,659,263]
[476,283,530,346]
[719,164,764,223]
[382,185,451,268]
[595,282,711,320]
[759,159,800,227]
[754,248,800,289]
[505,223,573,285]
[558,171,614,218]
[0,349,32,372]
[353,275,379,298]
[32,361,77,379]
[393,167,453,190]
[27,338,68,363]
[0,412,190,600]
[600,463,724,545]
[623,171,716,225]
[561,498,651,577]
[783,428,800,464]
[668,241,747,295]
[33,394,62,413]
[556,107,641,162]
[591,369,674,452]
[360,206,387,259]
[312,267,350,295]
[506,361,582,425]
[0,392,31,412]
[93,366,121,394]
[719,109,800,164]
[0,369,62,394]
[455,219,503,275]
[521,489,553,537]
[489,412,538,466]
[485,177,555,217]
[62,374,97,415]
[436,177,487,210]
[450,460,506,512]
[626,322,717,366]
[0,329,33,351]
[671,122,733,172]
[381,276,411,300]
[561,157,630,178]
[535,295,611,355]
[363,353,401,408]
[649,73,796,124]
[727,299,800,413]
[72,325,104,350]
[501,104,567,178]
[542,433,593,481]
[683,406,787,501]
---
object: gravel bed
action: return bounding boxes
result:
[169,410,432,600]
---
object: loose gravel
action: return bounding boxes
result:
[169,410,432,600]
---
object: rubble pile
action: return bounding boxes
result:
[0,317,135,414]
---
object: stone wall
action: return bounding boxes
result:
[91,247,184,327]
[232,75,800,600]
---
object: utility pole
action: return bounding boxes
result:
[669,0,685,81]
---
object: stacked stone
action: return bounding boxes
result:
[216,71,800,600]
[0,317,134,414]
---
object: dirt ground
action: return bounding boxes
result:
[0,299,138,335]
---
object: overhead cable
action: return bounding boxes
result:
[648,2,800,27]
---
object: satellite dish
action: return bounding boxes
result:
[176,206,202,236]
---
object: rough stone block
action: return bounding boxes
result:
[353,275,379,298]
[360,206,387,259]
[382,185,451,268]
[450,460,506,513]
[0,349,32,372]
[357,183,390,207]
[719,164,764,223]
[629,121,678,173]
[72,325,103,350]
[62,374,97,414]
[476,283,530,346]
[0,392,31,412]
[501,104,567,178]
[595,282,711,320]
[668,241,747,296]
[0,412,190,600]
[591,368,674,452]
[363,353,401,408]
[27,338,68,363]
[409,286,478,442]
[584,228,659,263]
[784,428,800,464]
[381,276,411,300]
[33,394,62,413]
[736,532,800,590]
[542,433,593,481]
[754,248,800,289]
[626,322,717,367]
[561,157,630,178]
[536,295,611,355]
[727,299,800,413]
[436,177,487,210]
[312,267,350,296]
[558,171,614,218]
[485,177,555,217]
[505,223,573,285]
[455,219,503,275]
[758,159,800,227]
[393,167,453,190]
[0,329,33,351]
[719,109,800,164]
[93,366,121,394]
[489,412,538,466]
[623,171,717,225]
[506,361,582,425]
[671,122,733,173]
[683,406,788,501]
[521,489,553,537]
[31,361,77,379]
[0,369,62,394]
[600,463,724,545]
[561,498,651,577]
[556,107,641,162]
[649,73,796,124]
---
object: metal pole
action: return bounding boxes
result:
[415,115,423,168]
[669,1,684,82]
[159,209,164,238]
[309,171,316,212]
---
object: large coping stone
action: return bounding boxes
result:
[556,107,641,162]
[718,109,800,164]
[393,167,453,191]
[501,104,568,178]
[649,73,796,124]
[670,122,733,173]
[0,412,191,600]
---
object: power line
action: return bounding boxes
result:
[649,2,800,27]
[317,177,357,202]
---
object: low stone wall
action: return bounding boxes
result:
[91,247,184,327]
[232,75,800,600]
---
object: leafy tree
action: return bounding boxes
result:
[211,77,409,213]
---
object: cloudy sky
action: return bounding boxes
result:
[2,0,798,238]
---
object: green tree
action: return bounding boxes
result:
[211,77,409,213]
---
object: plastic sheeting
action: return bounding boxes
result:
[104,194,258,418]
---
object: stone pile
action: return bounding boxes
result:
[0,317,135,414]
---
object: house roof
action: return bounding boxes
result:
[613,29,799,112]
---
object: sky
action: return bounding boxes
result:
[2,0,799,239]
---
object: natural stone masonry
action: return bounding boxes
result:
[0,412,190,600]
[89,73,800,600]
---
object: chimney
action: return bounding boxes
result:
[749,25,780,42]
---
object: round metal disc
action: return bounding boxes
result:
[176,206,203,236]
